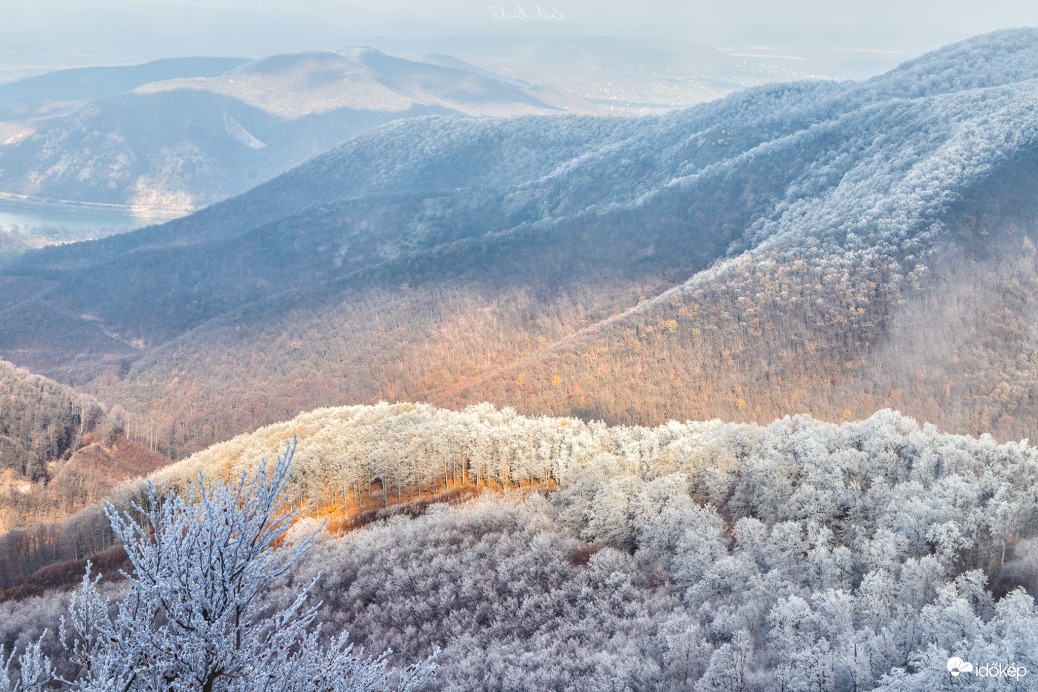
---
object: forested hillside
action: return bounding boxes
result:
[0,230,44,265]
[0,360,165,533]
[4,30,1038,457]
[3,402,1038,689]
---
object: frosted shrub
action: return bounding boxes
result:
[1,439,436,692]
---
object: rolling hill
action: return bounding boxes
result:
[0,57,250,122]
[0,228,44,264]
[0,359,165,534]
[0,49,589,215]
[2,29,1038,457]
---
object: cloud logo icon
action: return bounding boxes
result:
[947,657,974,676]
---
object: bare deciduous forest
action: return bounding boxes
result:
[0,360,166,534]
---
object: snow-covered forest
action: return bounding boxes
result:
[3,402,1038,689]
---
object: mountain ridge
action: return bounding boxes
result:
[4,29,1038,454]
[0,48,593,218]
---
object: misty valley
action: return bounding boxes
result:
[2,22,1038,692]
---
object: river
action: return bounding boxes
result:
[0,198,182,242]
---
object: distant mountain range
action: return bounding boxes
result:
[0,49,590,215]
[3,29,1038,456]
[0,57,250,122]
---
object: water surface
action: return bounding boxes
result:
[0,199,178,242]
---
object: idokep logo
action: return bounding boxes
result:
[947,657,1028,680]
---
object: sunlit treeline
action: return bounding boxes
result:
[151,401,730,510]
[0,401,721,587]
[6,400,1038,597]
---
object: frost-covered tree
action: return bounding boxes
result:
[2,439,436,692]
[8,403,1038,689]
[0,636,53,692]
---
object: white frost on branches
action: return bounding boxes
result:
[2,438,436,692]
[0,635,53,692]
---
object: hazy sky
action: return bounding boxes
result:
[10,0,1036,36]
[3,0,1038,80]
